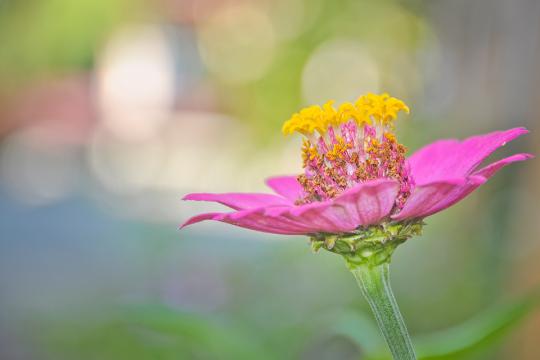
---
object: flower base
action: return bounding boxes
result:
[309,221,424,267]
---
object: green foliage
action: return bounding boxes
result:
[334,291,540,360]
[0,0,143,81]
[413,292,540,360]
[35,291,538,360]
[40,305,273,360]
[330,310,385,355]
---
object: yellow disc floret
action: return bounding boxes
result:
[282,93,410,135]
[355,93,410,126]
[282,101,336,136]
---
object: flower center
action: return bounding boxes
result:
[282,93,413,209]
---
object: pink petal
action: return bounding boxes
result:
[332,179,400,226]
[180,206,313,235]
[283,179,400,233]
[393,153,532,220]
[182,192,291,210]
[224,207,316,234]
[265,175,304,202]
[407,127,529,185]
[392,177,485,221]
[473,153,533,178]
[181,179,400,235]
[180,212,222,228]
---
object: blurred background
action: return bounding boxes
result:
[0,0,539,359]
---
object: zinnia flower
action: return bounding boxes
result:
[182,93,531,244]
[181,93,532,360]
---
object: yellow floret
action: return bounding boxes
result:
[282,101,336,136]
[322,100,338,126]
[338,102,368,126]
[355,93,410,125]
[282,93,409,135]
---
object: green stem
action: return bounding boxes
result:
[350,262,416,360]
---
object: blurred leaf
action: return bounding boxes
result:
[330,310,385,355]
[341,291,540,360]
[412,292,540,360]
[124,304,274,360]
[41,304,274,360]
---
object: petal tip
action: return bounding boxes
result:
[515,126,529,134]
[264,176,278,186]
[500,127,530,145]
[468,175,489,185]
[179,212,222,229]
[182,193,204,201]
[265,175,293,186]
[264,175,304,202]
[508,152,534,162]
[178,219,193,229]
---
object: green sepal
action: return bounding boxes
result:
[310,221,424,268]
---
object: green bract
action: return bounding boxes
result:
[310,221,424,268]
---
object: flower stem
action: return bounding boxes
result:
[350,262,416,360]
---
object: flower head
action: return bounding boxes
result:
[282,93,412,209]
[181,93,532,261]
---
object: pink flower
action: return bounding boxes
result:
[181,94,532,236]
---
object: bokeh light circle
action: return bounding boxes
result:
[301,39,380,104]
[96,25,176,141]
[197,4,276,85]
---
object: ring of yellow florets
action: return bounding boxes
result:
[283,93,412,208]
[282,93,410,136]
